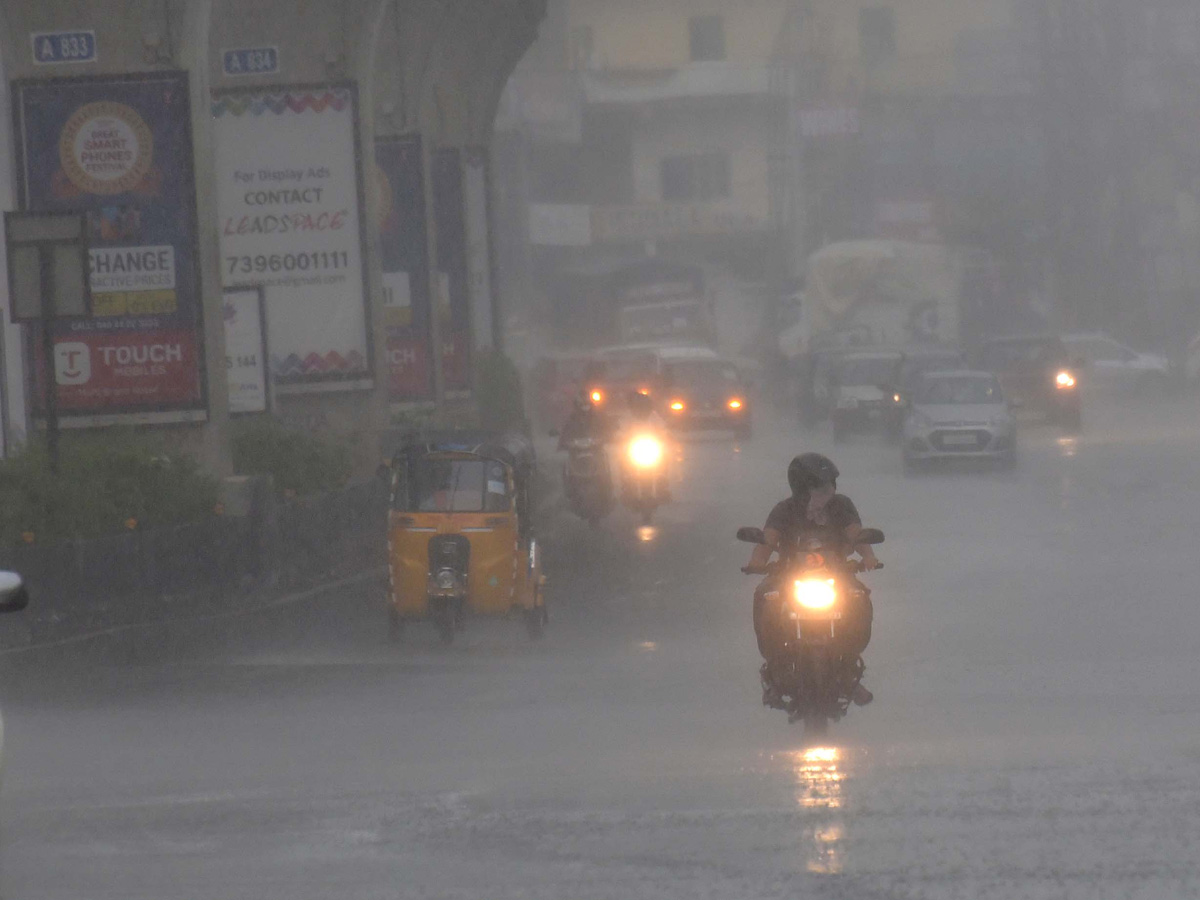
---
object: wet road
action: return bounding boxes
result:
[4,395,1200,899]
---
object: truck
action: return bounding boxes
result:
[779,240,971,361]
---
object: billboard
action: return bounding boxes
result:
[433,148,471,395]
[212,84,371,391]
[12,72,206,421]
[374,135,433,402]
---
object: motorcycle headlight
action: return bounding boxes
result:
[629,435,664,468]
[793,578,837,611]
[1055,370,1076,389]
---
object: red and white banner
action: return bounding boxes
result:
[33,329,202,411]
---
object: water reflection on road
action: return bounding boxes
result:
[789,745,853,874]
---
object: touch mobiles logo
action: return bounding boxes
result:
[55,343,91,385]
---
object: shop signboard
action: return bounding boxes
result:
[222,286,269,414]
[13,72,206,422]
[212,84,371,391]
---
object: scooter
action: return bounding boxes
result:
[621,432,669,525]
[563,437,614,526]
[737,525,884,735]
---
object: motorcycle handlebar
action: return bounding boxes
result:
[740,561,883,576]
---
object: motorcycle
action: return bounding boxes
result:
[737,524,884,734]
[621,431,669,525]
[563,436,614,526]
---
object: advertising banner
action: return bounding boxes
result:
[463,148,494,350]
[223,286,268,414]
[433,148,471,394]
[13,72,206,420]
[212,84,371,390]
[374,135,433,402]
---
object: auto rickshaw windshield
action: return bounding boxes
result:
[395,457,512,513]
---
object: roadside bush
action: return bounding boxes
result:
[231,417,353,496]
[0,431,219,544]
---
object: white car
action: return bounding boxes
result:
[1062,332,1169,395]
[903,371,1017,471]
[0,572,30,791]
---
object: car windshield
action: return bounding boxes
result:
[397,458,510,512]
[837,356,899,386]
[919,376,1003,405]
[666,361,738,391]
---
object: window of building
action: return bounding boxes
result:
[689,16,726,61]
[859,8,896,64]
[661,153,731,202]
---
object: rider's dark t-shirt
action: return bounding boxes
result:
[764,493,861,551]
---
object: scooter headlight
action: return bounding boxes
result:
[793,578,837,611]
[1055,370,1076,389]
[629,435,664,468]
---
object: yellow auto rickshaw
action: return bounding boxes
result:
[387,432,545,644]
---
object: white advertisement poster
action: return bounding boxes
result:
[213,85,370,389]
[463,153,494,350]
[223,287,267,414]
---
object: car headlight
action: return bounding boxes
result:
[727,398,744,410]
[794,578,837,611]
[629,435,664,468]
[669,400,686,412]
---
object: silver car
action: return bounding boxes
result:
[903,371,1017,470]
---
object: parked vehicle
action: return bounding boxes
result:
[387,433,545,643]
[738,526,884,735]
[1061,332,1169,395]
[829,350,904,442]
[902,371,1017,472]
[975,334,1082,429]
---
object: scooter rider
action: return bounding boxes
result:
[745,453,881,708]
[558,390,615,451]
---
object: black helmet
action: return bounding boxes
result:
[788,452,839,498]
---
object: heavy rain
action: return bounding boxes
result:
[2,1,1200,898]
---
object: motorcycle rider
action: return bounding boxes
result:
[558,389,615,451]
[745,453,881,708]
